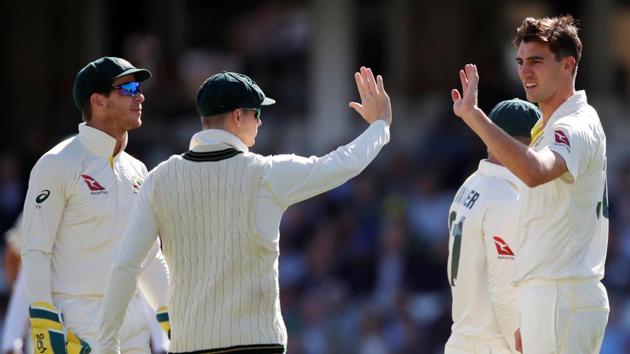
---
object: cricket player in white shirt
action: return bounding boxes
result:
[21,57,170,354]
[445,99,540,354]
[451,16,609,353]
[96,67,391,354]
[2,214,169,354]
[2,215,30,354]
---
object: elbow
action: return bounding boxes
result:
[522,174,541,188]
[520,167,547,188]
[334,152,365,176]
[113,260,142,279]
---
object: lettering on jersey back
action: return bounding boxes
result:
[453,187,480,210]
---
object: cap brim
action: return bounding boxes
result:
[261,97,276,106]
[114,68,152,82]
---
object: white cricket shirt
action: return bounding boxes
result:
[21,123,168,308]
[447,160,521,351]
[98,120,390,354]
[514,91,608,283]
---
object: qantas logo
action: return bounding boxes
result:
[492,236,515,258]
[81,175,107,195]
[554,130,571,148]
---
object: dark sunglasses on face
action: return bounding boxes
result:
[242,108,261,121]
[108,81,141,96]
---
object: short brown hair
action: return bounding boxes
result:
[80,91,111,122]
[514,15,582,74]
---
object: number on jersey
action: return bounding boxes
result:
[448,211,466,286]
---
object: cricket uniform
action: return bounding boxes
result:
[445,160,521,354]
[98,120,390,354]
[21,123,169,352]
[2,216,30,354]
[514,91,609,353]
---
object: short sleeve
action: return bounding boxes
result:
[543,121,589,183]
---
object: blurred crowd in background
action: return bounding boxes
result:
[1,0,630,353]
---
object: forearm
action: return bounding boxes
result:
[270,120,390,206]
[100,194,160,350]
[323,120,390,178]
[489,288,519,352]
[99,262,138,354]
[21,249,53,304]
[138,243,169,309]
[464,108,549,187]
[4,247,21,288]
[1,270,29,352]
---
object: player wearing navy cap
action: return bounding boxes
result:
[21,57,169,354]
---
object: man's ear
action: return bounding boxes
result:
[563,56,576,75]
[90,93,106,108]
[233,109,242,127]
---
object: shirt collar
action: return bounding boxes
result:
[189,129,249,153]
[478,159,522,187]
[547,90,587,127]
[77,123,127,158]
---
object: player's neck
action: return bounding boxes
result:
[539,85,576,125]
[86,121,127,156]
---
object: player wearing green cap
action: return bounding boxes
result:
[97,67,392,354]
[445,99,540,354]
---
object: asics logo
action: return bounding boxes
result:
[36,190,50,204]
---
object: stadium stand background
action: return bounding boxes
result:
[1,0,630,352]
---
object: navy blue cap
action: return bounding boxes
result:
[73,57,151,111]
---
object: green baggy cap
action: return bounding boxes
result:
[196,71,275,116]
[489,98,541,137]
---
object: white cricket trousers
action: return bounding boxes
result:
[518,278,609,354]
[54,292,151,354]
[444,334,512,354]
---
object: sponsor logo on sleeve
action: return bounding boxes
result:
[36,190,50,204]
[493,236,515,259]
[81,175,108,195]
[553,130,571,152]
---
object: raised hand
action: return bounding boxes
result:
[451,64,480,120]
[349,66,392,126]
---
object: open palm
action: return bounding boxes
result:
[349,66,392,126]
[451,64,480,120]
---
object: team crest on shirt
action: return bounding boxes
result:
[492,236,515,259]
[553,130,571,152]
[81,175,108,195]
[131,176,144,194]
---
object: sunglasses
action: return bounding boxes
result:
[242,108,262,121]
[108,81,141,96]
